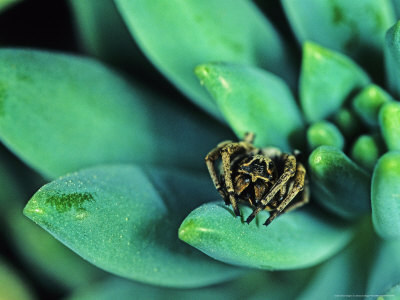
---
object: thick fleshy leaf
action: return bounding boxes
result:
[23,165,243,288]
[352,84,393,128]
[115,0,295,118]
[367,240,400,298]
[308,146,371,219]
[179,202,354,270]
[300,42,370,123]
[372,152,400,240]
[0,152,104,289]
[0,49,228,178]
[296,218,376,299]
[307,121,344,151]
[69,270,313,300]
[385,21,400,99]
[332,108,363,140]
[0,258,33,300]
[282,0,395,67]
[195,63,304,151]
[380,102,400,151]
[69,0,146,69]
[6,209,104,289]
[350,134,384,173]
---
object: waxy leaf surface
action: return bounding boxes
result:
[115,0,294,118]
[179,202,353,270]
[385,21,400,98]
[350,135,384,173]
[352,84,392,128]
[282,0,395,68]
[300,42,370,122]
[69,0,145,68]
[307,121,344,151]
[372,152,400,239]
[367,241,400,298]
[195,63,304,151]
[0,49,227,178]
[296,218,375,299]
[23,165,243,288]
[380,102,400,151]
[309,146,371,219]
[68,270,312,300]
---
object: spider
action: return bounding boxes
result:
[205,132,309,226]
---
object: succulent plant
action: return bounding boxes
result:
[1,0,400,299]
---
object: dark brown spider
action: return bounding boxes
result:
[205,133,309,226]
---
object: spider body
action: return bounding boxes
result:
[205,133,309,226]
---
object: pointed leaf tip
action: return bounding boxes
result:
[23,165,244,288]
[300,42,370,122]
[179,201,354,270]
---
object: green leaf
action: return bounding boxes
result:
[308,146,371,219]
[379,102,400,151]
[352,84,393,128]
[23,165,244,288]
[300,42,370,123]
[385,21,400,99]
[282,0,395,67]
[0,152,103,289]
[179,202,354,270]
[331,108,363,140]
[350,134,384,172]
[68,270,313,300]
[115,0,295,118]
[195,63,304,151]
[6,209,104,289]
[69,0,146,69]
[296,217,376,299]
[307,121,344,151]
[372,151,400,240]
[0,49,228,178]
[367,240,400,298]
[0,258,33,300]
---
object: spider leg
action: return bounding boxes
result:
[221,143,253,216]
[283,178,309,213]
[205,141,232,203]
[245,154,296,224]
[264,162,306,226]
